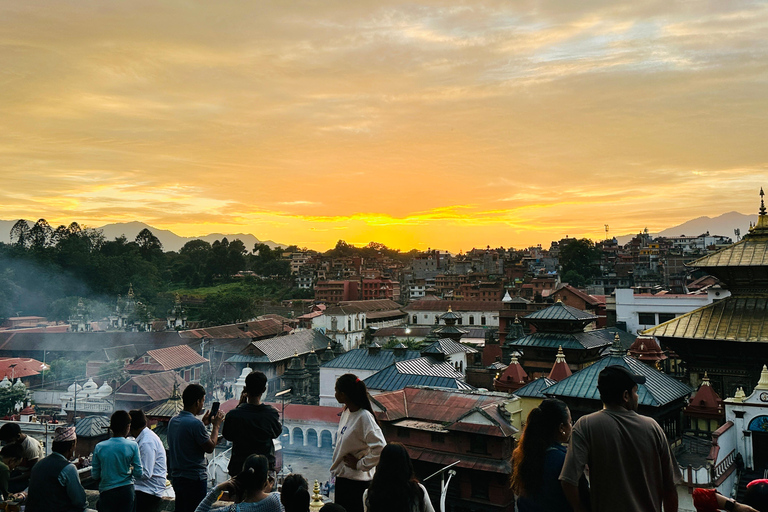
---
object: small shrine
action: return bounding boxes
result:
[683,373,724,438]
[493,354,529,393]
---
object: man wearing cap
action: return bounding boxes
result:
[222,370,281,477]
[25,426,87,512]
[560,364,682,512]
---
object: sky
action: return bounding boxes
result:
[2,1,767,252]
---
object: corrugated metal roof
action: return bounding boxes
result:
[421,338,478,355]
[524,301,598,322]
[395,357,466,378]
[179,316,291,340]
[642,295,768,342]
[543,355,692,407]
[146,396,184,419]
[321,347,420,370]
[373,387,516,440]
[513,377,555,398]
[147,344,208,370]
[116,371,189,402]
[75,415,110,438]
[0,331,184,354]
[224,354,271,363]
[247,330,334,363]
[510,330,617,350]
[364,359,474,392]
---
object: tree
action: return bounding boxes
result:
[28,219,53,250]
[559,239,601,284]
[0,385,28,417]
[135,228,163,261]
[199,292,255,325]
[9,220,30,248]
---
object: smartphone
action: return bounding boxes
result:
[210,401,220,417]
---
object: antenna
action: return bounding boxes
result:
[604,224,609,241]
[734,228,741,242]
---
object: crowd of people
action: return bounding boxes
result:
[0,371,436,512]
[511,364,768,512]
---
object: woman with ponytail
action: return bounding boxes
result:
[510,398,573,512]
[280,474,310,512]
[330,373,386,512]
[363,442,434,512]
[195,454,282,511]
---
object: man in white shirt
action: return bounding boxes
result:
[129,410,167,512]
[0,422,44,492]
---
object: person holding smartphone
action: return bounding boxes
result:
[168,384,225,512]
[222,371,282,477]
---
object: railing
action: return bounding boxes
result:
[712,449,737,486]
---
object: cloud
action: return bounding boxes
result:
[1,1,767,251]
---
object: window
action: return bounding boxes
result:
[471,473,489,500]
[458,318,463,325]
[638,313,655,325]
[131,385,138,394]
[481,317,486,326]
[657,313,675,324]
[469,435,487,454]
[412,315,418,324]
[468,316,474,325]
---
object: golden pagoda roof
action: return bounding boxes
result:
[643,294,768,343]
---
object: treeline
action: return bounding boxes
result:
[0,219,301,324]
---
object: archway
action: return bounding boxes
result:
[320,430,334,450]
[749,415,768,470]
[292,427,304,447]
[306,428,318,448]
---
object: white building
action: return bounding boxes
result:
[615,288,730,335]
[402,299,502,328]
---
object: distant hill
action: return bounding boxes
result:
[615,211,756,245]
[0,220,284,252]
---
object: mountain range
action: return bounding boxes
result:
[0,211,758,252]
[0,220,284,252]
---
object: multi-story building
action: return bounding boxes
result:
[314,280,359,302]
[373,387,518,512]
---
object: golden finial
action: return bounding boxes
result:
[309,480,324,511]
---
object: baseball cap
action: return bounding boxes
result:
[598,364,646,394]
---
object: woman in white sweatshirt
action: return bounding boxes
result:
[330,373,386,512]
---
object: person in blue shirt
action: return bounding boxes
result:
[92,410,143,512]
[510,398,574,512]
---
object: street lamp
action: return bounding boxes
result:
[424,460,460,512]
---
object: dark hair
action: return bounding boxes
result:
[597,365,643,405]
[129,409,147,431]
[0,443,23,460]
[745,481,768,512]
[319,505,346,512]
[281,473,310,512]
[335,374,376,422]
[0,423,21,442]
[110,410,132,434]
[510,398,570,497]
[366,443,423,512]
[234,454,269,494]
[52,440,76,455]
[182,383,206,408]
[245,371,268,396]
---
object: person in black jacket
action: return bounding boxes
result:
[223,371,282,476]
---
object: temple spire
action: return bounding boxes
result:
[761,187,766,216]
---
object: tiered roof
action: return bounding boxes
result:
[684,373,724,420]
[548,346,572,382]
[363,357,474,392]
[628,335,667,363]
[544,337,692,408]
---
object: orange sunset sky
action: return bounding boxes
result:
[2,1,767,252]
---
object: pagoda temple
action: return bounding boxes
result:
[505,300,634,379]
[644,189,768,396]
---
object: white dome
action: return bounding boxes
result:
[82,378,97,391]
[97,382,113,396]
[0,376,10,389]
[67,382,82,393]
[12,379,25,390]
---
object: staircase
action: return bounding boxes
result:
[736,468,764,502]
